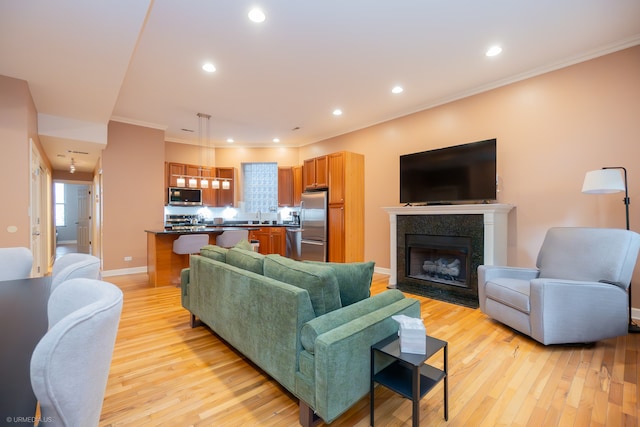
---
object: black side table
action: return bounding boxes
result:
[370,333,448,427]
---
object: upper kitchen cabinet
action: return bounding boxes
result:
[303,155,328,190]
[165,162,236,207]
[166,162,203,188]
[167,163,185,187]
[278,167,293,207]
[200,167,217,206]
[292,165,303,206]
[216,167,236,207]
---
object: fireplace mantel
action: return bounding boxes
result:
[383,204,514,286]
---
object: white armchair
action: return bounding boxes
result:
[51,253,101,293]
[30,278,123,426]
[0,247,33,281]
[478,227,640,345]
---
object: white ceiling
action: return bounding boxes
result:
[1,0,639,173]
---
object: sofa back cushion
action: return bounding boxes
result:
[263,255,341,316]
[304,260,374,306]
[226,248,265,275]
[537,227,640,287]
[200,245,228,262]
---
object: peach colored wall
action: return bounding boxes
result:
[0,75,44,248]
[102,121,165,270]
[165,141,215,166]
[299,46,640,305]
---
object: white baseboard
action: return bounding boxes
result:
[632,307,640,322]
[102,266,148,277]
[374,266,390,276]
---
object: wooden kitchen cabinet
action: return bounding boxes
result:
[303,155,328,190]
[328,204,345,263]
[278,167,293,207]
[200,167,218,206]
[167,163,184,187]
[165,162,236,207]
[216,167,236,207]
[327,151,364,263]
[249,227,285,256]
[292,165,303,206]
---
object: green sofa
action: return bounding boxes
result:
[181,245,421,425]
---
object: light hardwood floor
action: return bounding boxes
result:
[99,273,640,426]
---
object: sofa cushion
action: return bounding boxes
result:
[304,260,374,306]
[226,247,265,275]
[234,239,254,251]
[300,289,405,354]
[485,277,531,314]
[200,245,228,262]
[263,255,341,316]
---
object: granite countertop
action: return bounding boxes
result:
[146,223,295,235]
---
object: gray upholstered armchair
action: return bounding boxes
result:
[51,253,101,293]
[478,227,640,345]
[30,278,123,426]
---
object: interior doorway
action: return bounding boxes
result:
[54,182,93,259]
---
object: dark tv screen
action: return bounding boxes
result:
[400,138,497,205]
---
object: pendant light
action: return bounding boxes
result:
[197,113,212,189]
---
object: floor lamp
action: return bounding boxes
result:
[582,166,640,333]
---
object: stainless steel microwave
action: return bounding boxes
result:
[168,187,203,206]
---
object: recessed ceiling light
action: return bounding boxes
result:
[332,109,343,116]
[248,8,266,23]
[392,86,404,94]
[202,62,216,72]
[486,46,502,57]
[273,138,280,143]
[226,138,234,143]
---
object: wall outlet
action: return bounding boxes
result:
[124,256,133,261]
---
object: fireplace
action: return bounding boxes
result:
[397,215,483,307]
[384,204,514,309]
[406,234,471,289]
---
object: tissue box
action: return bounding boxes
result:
[392,314,426,354]
[399,325,426,354]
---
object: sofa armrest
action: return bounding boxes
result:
[300,289,406,354]
[478,265,539,312]
[310,296,420,423]
[529,278,628,344]
[180,267,190,308]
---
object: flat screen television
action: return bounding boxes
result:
[400,138,497,205]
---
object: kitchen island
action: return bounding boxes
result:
[145,224,290,287]
[145,227,247,287]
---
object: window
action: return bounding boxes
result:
[242,162,278,213]
[54,182,66,226]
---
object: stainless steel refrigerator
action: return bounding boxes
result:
[300,190,328,262]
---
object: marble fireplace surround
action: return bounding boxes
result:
[383,204,514,304]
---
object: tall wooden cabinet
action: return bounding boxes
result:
[327,151,364,262]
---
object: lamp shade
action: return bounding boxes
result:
[582,169,625,194]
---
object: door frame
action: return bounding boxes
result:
[29,139,51,276]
